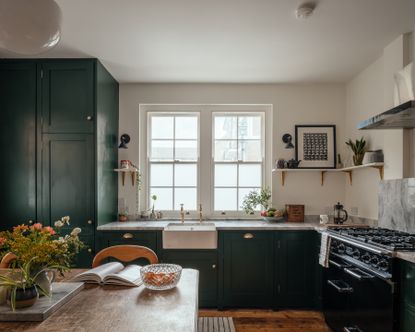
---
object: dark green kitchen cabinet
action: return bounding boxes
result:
[0,59,119,268]
[41,61,94,133]
[220,231,274,308]
[0,62,38,229]
[400,260,415,332]
[275,231,319,309]
[162,250,218,308]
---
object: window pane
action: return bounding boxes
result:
[175,140,198,160]
[214,140,237,161]
[151,116,173,139]
[151,140,173,160]
[239,188,260,211]
[150,164,173,186]
[238,116,261,139]
[175,117,198,139]
[175,164,197,186]
[175,188,197,210]
[215,164,237,187]
[215,188,237,211]
[150,188,173,210]
[239,164,262,187]
[215,116,237,139]
[238,140,262,161]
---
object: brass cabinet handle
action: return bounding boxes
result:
[243,233,254,239]
[87,220,93,225]
[123,233,134,239]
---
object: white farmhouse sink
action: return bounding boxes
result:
[162,223,218,249]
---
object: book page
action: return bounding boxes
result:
[73,262,124,283]
[103,265,142,287]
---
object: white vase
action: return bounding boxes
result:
[34,270,56,296]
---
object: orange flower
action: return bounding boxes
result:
[31,223,43,230]
[13,224,29,232]
[43,226,56,236]
[0,237,6,246]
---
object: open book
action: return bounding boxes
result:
[72,262,142,287]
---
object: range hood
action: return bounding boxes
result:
[357,100,415,130]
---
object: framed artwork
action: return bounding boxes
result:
[295,125,336,169]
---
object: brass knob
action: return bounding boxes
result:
[243,233,254,239]
[86,115,93,121]
[212,264,216,269]
[87,220,93,225]
[123,233,134,239]
[87,248,92,253]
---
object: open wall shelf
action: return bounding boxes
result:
[272,162,384,186]
[114,167,139,186]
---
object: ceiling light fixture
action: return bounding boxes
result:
[0,0,62,55]
[295,2,317,20]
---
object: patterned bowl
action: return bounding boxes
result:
[140,264,182,290]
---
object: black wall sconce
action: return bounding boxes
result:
[282,133,294,149]
[119,134,130,149]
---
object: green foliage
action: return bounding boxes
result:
[241,188,271,214]
[345,137,366,155]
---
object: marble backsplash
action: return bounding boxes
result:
[379,178,415,233]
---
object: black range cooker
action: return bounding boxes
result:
[323,227,415,332]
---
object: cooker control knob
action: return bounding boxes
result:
[378,259,389,271]
[352,249,361,259]
[362,253,371,264]
[370,256,379,267]
[337,243,346,254]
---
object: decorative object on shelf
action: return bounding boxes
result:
[345,137,366,166]
[295,125,336,169]
[120,160,132,169]
[118,212,128,222]
[285,204,305,222]
[141,264,182,291]
[0,216,85,299]
[287,158,301,169]
[0,0,62,55]
[363,149,384,164]
[118,134,131,149]
[276,158,286,169]
[333,202,348,224]
[282,133,294,149]
[337,154,343,169]
[241,188,271,215]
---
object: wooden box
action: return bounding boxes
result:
[285,204,305,222]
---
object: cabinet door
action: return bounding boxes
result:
[400,261,415,332]
[41,61,94,133]
[41,134,94,267]
[0,62,37,229]
[162,250,218,308]
[222,231,273,307]
[275,231,318,308]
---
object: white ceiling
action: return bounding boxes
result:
[1,0,415,83]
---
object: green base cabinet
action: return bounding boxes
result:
[400,260,415,332]
[275,231,319,309]
[220,231,274,308]
[162,250,218,308]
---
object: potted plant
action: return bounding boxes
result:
[118,211,128,222]
[346,137,366,166]
[0,216,85,296]
[0,258,50,310]
[241,187,271,214]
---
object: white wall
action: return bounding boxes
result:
[118,83,346,217]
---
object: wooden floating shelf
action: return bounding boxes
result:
[272,162,384,186]
[114,168,139,186]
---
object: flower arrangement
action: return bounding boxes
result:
[0,216,85,275]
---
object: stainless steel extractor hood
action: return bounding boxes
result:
[357,100,415,129]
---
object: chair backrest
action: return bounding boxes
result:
[0,252,17,268]
[92,245,158,268]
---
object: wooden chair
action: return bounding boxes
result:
[92,245,158,268]
[0,252,17,268]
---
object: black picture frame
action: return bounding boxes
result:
[295,125,336,169]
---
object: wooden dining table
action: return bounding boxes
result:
[0,269,199,332]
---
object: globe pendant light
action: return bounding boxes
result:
[0,0,62,55]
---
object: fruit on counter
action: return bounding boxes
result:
[260,208,285,217]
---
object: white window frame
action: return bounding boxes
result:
[139,104,273,219]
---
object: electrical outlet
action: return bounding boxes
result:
[351,206,358,215]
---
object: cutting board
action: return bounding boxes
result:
[0,282,84,322]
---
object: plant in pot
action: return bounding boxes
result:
[118,211,128,222]
[0,258,50,310]
[0,216,85,297]
[346,137,366,166]
[241,188,285,222]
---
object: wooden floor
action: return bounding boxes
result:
[199,309,331,332]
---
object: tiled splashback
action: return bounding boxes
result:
[379,178,415,233]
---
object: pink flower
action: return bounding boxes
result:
[0,237,6,246]
[32,223,43,230]
[43,226,56,236]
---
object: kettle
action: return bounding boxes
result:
[333,202,348,224]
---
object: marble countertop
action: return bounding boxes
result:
[396,251,415,264]
[97,219,325,231]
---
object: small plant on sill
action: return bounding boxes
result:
[241,187,271,215]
